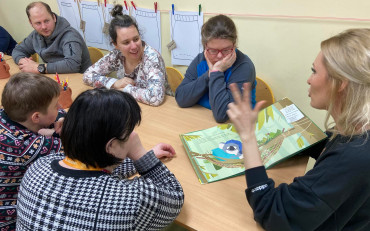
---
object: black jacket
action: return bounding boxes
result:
[245,131,370,231]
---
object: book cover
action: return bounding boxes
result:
[180,98,327,184]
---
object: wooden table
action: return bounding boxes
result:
[137,100,308,231]
[0,56,309,231]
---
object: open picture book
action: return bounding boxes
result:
[180,98,327,184]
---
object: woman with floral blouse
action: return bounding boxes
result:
[83,4,171,106]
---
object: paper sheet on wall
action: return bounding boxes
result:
[57,0,84,38]
[103,3,129,24]
[79,1,111,50]
[100,3,129,51]
[131,7,161,54]
[170,11,203,66]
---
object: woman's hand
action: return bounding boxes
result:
[112,77,135,90]
[211,50,237,73]
[125,132,147,161]
[204,51,214,77]
[227,83,266,169]
[152,143,176,159]
[227,83,265,142]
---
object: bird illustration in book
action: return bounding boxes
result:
[212,139,243,161]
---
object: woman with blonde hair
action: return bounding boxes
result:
[227,28,370,230]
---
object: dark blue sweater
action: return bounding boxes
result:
[0,26,17,55]
[245,131,370,230]
[175,49,256,123]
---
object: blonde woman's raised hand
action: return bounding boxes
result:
[227,83,265,142]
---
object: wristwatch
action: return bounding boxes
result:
[37,64,46,74]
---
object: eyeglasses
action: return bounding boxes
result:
[206,47,234,56]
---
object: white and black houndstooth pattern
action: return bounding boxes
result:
[16,151,184,230]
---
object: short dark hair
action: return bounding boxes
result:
[1,72,60,122]
[26,1,54,19]
[201,15,237,47]
[109,4,140,44]
[60,88,142,168]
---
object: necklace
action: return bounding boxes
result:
[62,157,110,173]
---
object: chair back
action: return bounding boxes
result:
[31,53,39,63]
[88,47,104,64]
[256,77,275,107]
[166,66,184,93]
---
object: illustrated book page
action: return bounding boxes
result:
[180,98,327,184]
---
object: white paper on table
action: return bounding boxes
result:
[57,0,84,38]
[79,1,111,50]
[131,7,161,54]
[280,104,304,123]
[170,10,203,66]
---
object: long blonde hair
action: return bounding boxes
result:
[321,28,370,138]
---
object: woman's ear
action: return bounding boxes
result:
[105,138,116,155]
[113,42,118,50]
[338,79,348,92]
[106,138,129,159]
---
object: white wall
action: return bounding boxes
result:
[1,0,370,129]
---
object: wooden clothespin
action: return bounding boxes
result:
[80,19,86,32]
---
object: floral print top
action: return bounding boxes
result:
[83,42,172,106]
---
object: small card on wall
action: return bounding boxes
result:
[102,22,110,35]
[167,40,177,51]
